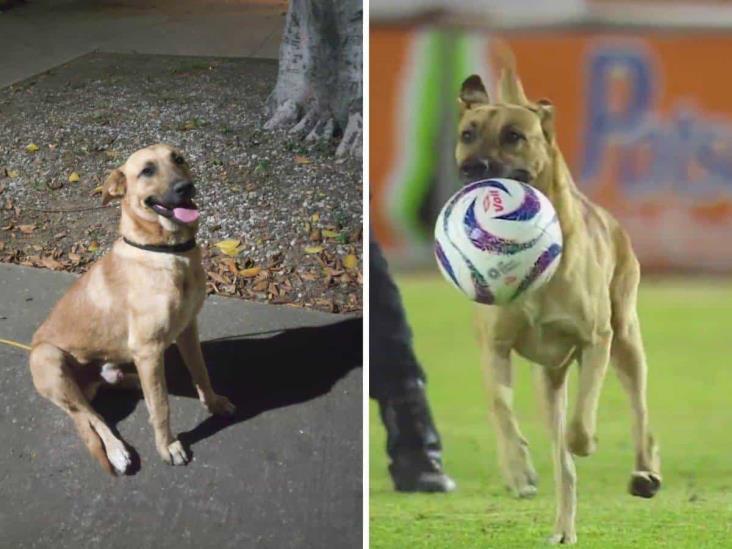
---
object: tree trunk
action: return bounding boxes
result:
[265,0,362,157]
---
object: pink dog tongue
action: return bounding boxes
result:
[173,207,200,224]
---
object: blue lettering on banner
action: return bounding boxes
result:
[580,43,732,197]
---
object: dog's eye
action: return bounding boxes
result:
[461,129,476,144]
[173,155,185,165]
[140,166,155,177]
[503,129,525,145]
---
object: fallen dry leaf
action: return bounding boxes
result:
[214,239,243,256]
[252,280,268,292]
[25,143,39,153]
[294,155,311,165]
[68,172,81,183]
[239,266,261,278]
[18,224,35,234]
[40,256,63,270]
[207,271,229,285]
[322,229,339,239]
[218,257,239,274]
[343,254,359,270]
[91,185,103,196]
[311,212,320,223]
[88,241,99,252]
[7,170,19,178]
[304,246,323,254]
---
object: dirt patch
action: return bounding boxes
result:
[0,53,362,313]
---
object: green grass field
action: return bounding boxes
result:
[370,276,732,548]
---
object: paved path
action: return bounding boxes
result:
[0,0,285,88]
[0,263,362,548]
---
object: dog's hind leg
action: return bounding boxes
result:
[610,250,661,498]
[540,365,577,545]
[29,343,132,475]
[611,316,661,498]
[481,343,538,498]
[568,333,612,457]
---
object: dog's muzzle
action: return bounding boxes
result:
[145,181,200,224]
[459,159,532,184]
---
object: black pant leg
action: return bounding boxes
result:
[368,237,426,400]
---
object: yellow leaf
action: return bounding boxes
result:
[304,246,323,254]
[7,170,19,178]
[25,143,39,153]
[238,266,261,278]
[343,254,358,270]
[294,155,311,165]
[68,172,80,183]
[310,212,320,223]
[214,239,243,256]
[88,241,99,252]
[322,229,339,238]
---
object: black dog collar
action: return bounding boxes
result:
[122,237,197,253]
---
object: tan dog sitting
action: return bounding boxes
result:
[455,69,661,544]
[29,144,235,475]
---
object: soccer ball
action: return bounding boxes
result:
[434,178,563,305]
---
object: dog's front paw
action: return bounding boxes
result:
[160,440,189,466]
[548,531,577,545]
[105,439,132,475]
[502,444,539,498]
[205,394,236,417]
[509,472,538,499]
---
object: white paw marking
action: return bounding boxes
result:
[106,442,131,475]
[100,363,124,384]
[516,483,538,498]
[167,440,189,466]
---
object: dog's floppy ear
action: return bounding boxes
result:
[497,67,529,106]
[459,74,491,112]
[102,169,126,206]
[535,98,555,143]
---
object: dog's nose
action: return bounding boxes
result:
[173,180,195,199]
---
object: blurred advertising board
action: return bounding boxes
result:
[371,28,732,272]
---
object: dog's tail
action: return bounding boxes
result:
[72,415,115,475]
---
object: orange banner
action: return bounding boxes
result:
[371,28,732,271]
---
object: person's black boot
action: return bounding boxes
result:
[379,379,456,493]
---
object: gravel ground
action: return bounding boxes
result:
[0,53,362,313]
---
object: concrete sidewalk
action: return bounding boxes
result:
[0,263,362,548]
[0,0,286,88]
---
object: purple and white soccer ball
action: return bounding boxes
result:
[434,178,563,305]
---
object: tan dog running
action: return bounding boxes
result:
[29,144,235,475]
[455,68,661,544]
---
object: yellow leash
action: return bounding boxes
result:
[0,338,32,351]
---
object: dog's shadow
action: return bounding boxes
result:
[93,316,362,471]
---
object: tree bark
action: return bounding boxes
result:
[265,0,362,157]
